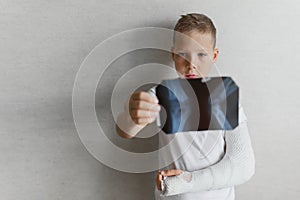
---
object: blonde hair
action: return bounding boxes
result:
[174,13,217,48]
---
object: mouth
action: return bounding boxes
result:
[185,74,197,78]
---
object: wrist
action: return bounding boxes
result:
[116,112,146,138]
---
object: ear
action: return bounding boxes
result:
[212,48,219,63]
[171,46,175,61]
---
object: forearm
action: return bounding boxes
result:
[161,121,255,196]
[115,111,146,139]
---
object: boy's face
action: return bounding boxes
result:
[171,31,219,79]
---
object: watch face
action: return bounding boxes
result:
[156,77,239,134]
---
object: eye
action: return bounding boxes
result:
[177,52,187,57]
[198,53,207,57]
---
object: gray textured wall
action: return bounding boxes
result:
[1,0,299,199]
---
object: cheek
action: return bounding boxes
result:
[175,65,184,73]
[196,63,212,72]
[174,60,186,70]
[200,56,214,67]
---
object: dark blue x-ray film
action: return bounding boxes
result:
[155,77,239,134]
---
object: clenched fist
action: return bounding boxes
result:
[128,91,161,125]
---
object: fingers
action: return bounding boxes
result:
[129,91,161,125]
[131,117,157,125]
[131,91,159,103]
[156,170,183,191]
[156,172,163,191]
[130,100,161,112]
[161,169,183,177]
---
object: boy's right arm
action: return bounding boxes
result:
[115,91,161,139]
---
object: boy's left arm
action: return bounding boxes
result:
[158,104,255,196]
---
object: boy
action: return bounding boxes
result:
[116,13,255,199]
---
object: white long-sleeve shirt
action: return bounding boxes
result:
[148,85,249,200]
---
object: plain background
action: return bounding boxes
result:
[1,0,300,199]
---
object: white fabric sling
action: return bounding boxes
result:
[160,120,255,196]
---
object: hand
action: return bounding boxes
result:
[128,91,161,125]
[156,169,184,191]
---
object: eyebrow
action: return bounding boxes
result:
[175,49,207,52]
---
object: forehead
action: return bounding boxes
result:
[173,31,214,51]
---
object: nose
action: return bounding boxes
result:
[185,55,197,71]
[186,62,196,70]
